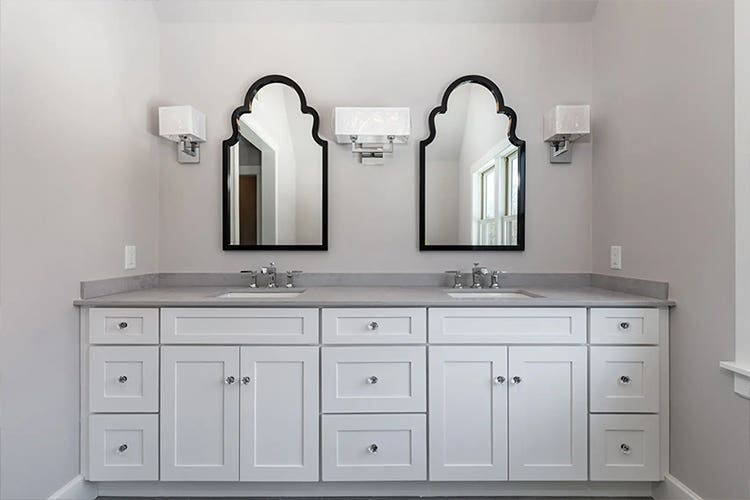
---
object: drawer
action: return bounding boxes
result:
[89,308,159,344]
[88,414,158,481]
[322,414,426,481]
[322,346,426,413]
[590,308,659,344]
[322,308,426,344]
[429,308,586,344]
[161,308,318,344]
[590,346,659,413]
[590,414,660,481]
[89,346,159,413]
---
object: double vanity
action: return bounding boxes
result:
[76,276,672,497]
[75,72,669,497]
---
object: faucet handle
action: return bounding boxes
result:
[240,270,258,288]
[445,270,464,289]
[285,270,302,288]
[490,270,505,289]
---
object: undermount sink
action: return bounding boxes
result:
[217,290,305,299]
[445,289,538,299]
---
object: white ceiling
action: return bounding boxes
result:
[153,0,599,24]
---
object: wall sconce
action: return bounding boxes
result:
[543,105,590,164]
[158,105,206,164]
[334,107,410,165]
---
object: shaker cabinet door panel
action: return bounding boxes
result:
[239,347,319,481]
[428,346,508,481]
[160,346,240,481]
[508,346,587,481]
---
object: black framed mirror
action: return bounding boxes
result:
[419,75,525,251]
[223,75,328,250]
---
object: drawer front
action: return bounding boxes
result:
[88,414,158,481]
[590,308,659,344]
[590,346,659,413]
[322,346,426,413]
[90,346,159,413]
[322,414,427,481]
[429,308,586,344]
[590,414,660,481]
[89,308,159,344]
[322,308,426,344]
[161,308,318,344]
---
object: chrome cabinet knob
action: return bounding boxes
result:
[225,376,236,385]
[511,376,522,384]
[367,321,379,331]
[619,375,632,385]
[620,443,632,455]
[367,444,379,454]
[495,375,506,384]
[367,376,379,385]
[118,444,128,453]
[241,376,251,385]
[118,375,128,384]
[117,321,128,330]
[618,321,631,331]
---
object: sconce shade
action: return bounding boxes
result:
[543,105,590,142]
[334,107,411,144]
[159,105,206,143]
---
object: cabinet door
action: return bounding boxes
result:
[508,346,587,480]
[240,347,319,481]
[428,346,508,481]
[160,346,240,481]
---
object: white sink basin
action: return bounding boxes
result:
[446,290,537,299]
[217,291,305,299]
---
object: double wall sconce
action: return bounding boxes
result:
[334,107,411,165]
[158,105,206,164]
[543,105,590,164]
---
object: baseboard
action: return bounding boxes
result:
[48,475,97,500]
[97,480,653,497]
[653,474,703,500]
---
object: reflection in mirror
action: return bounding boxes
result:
[223,76,327,250]
[420,76,525,250]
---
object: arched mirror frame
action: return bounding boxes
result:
[222,74,328,251]
[419,75,526,251]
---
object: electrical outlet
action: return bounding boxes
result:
[124,245,137,270]
[610,245,622,270]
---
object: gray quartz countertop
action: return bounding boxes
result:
[73,285,675,308]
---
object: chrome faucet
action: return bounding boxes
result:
[260,262,277,288]
[472,262,488,288]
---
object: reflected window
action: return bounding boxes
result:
[474,146,518,246]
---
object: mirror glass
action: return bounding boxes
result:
[224,78,326,249]
[421,78,525,250]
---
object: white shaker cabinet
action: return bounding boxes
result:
[428,346,508,481]
[160,345,319,482]
[508,346,588,480]
[82,304,667,493]
[160,346,240,481]
[239,346,319,481]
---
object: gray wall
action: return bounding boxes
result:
[156,10,593,272]
[0,1,160,498]
[592,2,750,499]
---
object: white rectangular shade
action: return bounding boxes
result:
[159,105,206,143]
[334,107,410,144]
[543,105,590,142]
